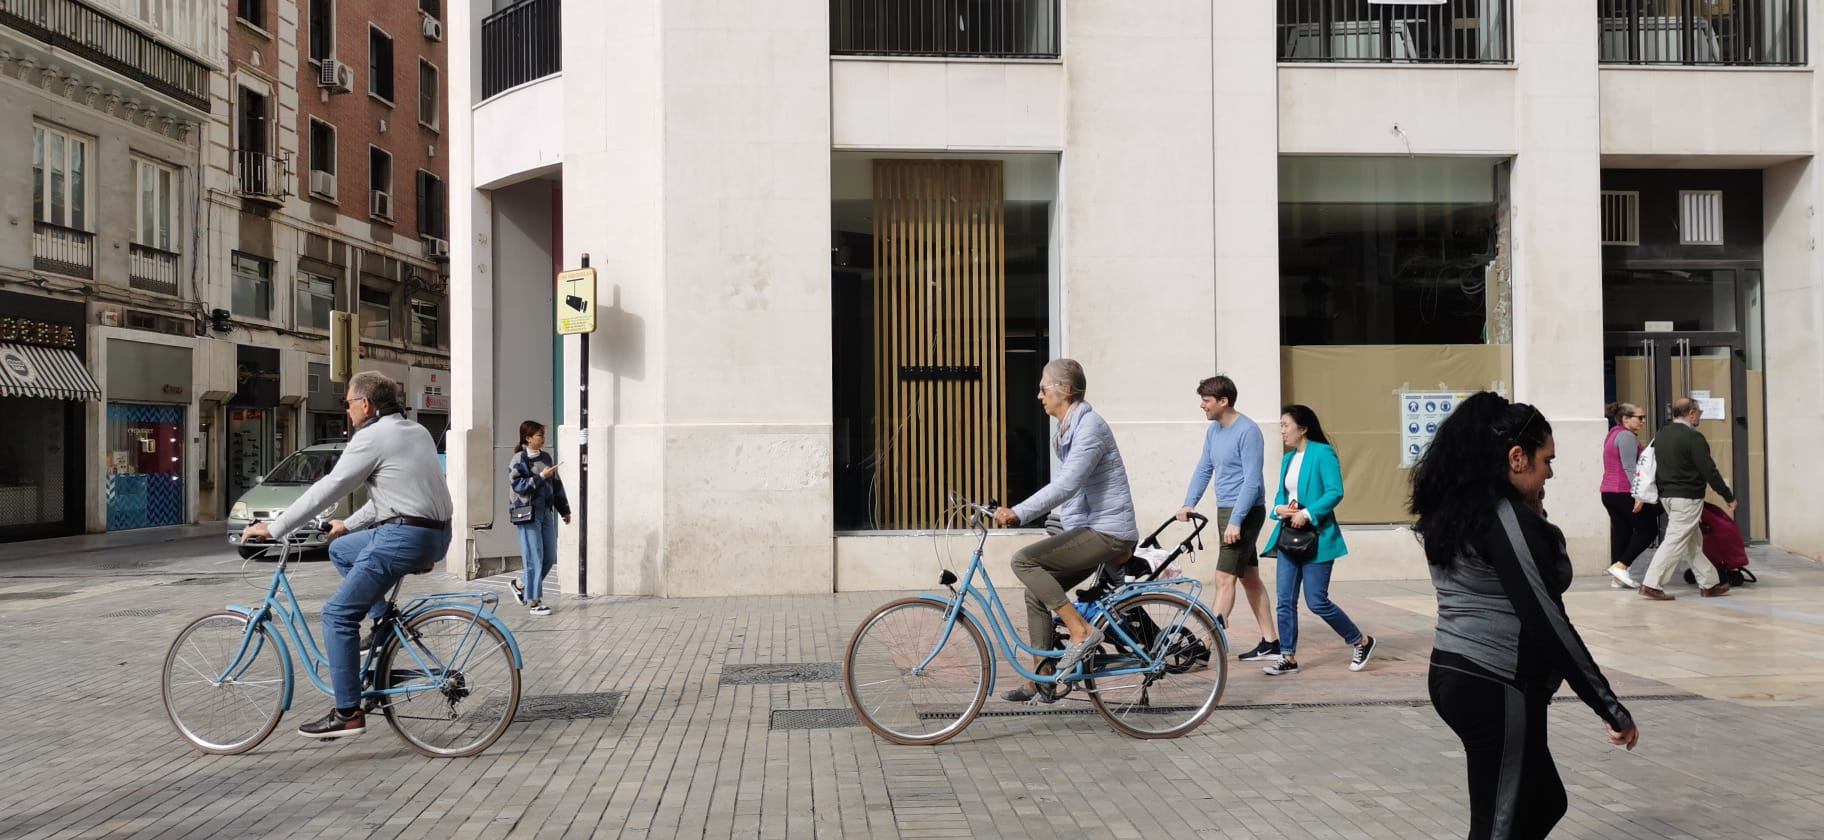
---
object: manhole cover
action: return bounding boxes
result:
[0,591,75,601]
[512,691,624,723]
[770,708,860,730]
[98,608,173,618]
[721,663,841,685]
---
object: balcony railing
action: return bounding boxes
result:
[832,0,1060,58]
[0,0,211,110]
[1599,0,1804,65]
[1278,0,1511,63]
[481,0,561,99]
[32,221,93,279]
[129,243,179,296]
[235,150,289,203]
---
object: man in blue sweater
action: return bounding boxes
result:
[1176,376,1280,661]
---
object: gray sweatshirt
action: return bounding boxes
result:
[269,413,454,538]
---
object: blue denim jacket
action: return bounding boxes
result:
[1012,402,1138,541]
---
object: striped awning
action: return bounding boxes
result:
[0,343,102,402]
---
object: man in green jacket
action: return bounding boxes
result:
[1638,397,1736,601]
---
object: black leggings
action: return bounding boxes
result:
[1600,492,1658,568]
[1428,663,1566,840]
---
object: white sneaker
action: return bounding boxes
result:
[1608,563,1638,589]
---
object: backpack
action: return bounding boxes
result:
[1630,438,1660,504]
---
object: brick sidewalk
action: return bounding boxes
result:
[1,540,1821,838]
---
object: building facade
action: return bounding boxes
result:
[449,0,1824,594]
[0,0,451,541]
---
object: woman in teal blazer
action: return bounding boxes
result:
[1261,405,1376,676]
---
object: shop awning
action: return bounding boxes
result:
[0,343,102,402]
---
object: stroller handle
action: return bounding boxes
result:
[1140,512,1208,548]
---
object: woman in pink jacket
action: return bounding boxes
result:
[1600,402,1658,588]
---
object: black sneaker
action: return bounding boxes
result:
[1350,635,1377,672]
[1237,639,1280,662]
[509,579,526,606]
[1263,656,1299,676]
[297,708,366,739]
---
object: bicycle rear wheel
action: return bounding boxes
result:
[844,598,990,746]
[376,608,521,757]
[1083,593,1227,739]
[162,611,288,755]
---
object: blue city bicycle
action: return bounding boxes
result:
[161,524,524,757]
[843,496,1228,745]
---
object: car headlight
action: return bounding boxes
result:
[230,502,250,520]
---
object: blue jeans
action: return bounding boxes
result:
[1275,555,1363,657]
[323,524,452,709]
[516,508,558,602]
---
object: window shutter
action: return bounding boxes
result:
[415,171,429,235]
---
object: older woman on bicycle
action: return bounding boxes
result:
[992,358,1139,702]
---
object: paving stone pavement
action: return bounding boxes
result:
[2,531,1823,839]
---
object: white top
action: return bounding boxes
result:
[1284,449,1305,505]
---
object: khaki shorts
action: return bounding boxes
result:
[1214,506,1267,577]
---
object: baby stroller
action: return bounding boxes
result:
[1049,514,1215,683]
[1682,502,1756,587]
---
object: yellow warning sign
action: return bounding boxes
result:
[556,267,597,335]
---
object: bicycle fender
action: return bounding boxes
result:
[222,604,296,710]
[399,603,524,669]
[913,594,995,696]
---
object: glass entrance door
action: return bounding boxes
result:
[1604,333,1755,538]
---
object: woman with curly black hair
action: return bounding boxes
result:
[1410,392,1639,840]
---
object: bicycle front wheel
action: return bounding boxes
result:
[1084,593,1227,739]
[376,608,521,757]
[844,598,990,746]
[162,611,288,755]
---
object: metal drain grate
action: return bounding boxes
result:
[0,591,75,601]
[770,708,860,730]
[512,691,625,723]
[98,558,168,571]
[98,608,173,618]
[159,577,232,586]
[721,663,841,686]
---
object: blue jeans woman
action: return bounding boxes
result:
[1262,405,1375,675]
[508,421,571,615]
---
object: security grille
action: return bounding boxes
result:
[105,403,186,530]
[1679,190,1724,245]
[1601,190,1639,246]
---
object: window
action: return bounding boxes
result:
[420,0,441,17]
[308,119,336,198]
[369,27,395,102]
[297,272,336,331]
[417,60,439,129]
[237,0,264,29]
[309,0,334,62]
[411,297,441,347]
[131,158,176,251]
[360,285,394,341]
[415,171,447,238]
[33,124,90,230]
[237,87,269,155]
[369,147,393,219]
[232,252,273,318]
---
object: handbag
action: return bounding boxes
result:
[1630,437,1660,504]
[1275,504,1319,561]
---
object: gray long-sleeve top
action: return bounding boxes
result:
[269,413,454,538]
[1011,401,1138,541]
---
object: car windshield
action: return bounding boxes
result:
[264,450,340,485]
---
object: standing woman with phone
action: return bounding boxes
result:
[509,420,570,616]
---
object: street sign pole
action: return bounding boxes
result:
[556,257,598,598]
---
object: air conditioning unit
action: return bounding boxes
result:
[308,169,336,198]
[422,236,450,259]
[422,17,443,41]
[371,190,393,219]
[317,59,354,93]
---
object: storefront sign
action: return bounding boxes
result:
[0,317,77,349]
[422,385,449,412]
[1400,391,1474,469]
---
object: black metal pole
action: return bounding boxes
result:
[576,252,590,598]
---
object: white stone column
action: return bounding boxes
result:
[1511,0,1607,565]
[446,0,490,573]
[1062,1,1218,521]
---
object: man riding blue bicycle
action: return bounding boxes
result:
[992,358,1139,702]
[242,370,454,739]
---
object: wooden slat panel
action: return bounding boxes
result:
[871,159,1008,528]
